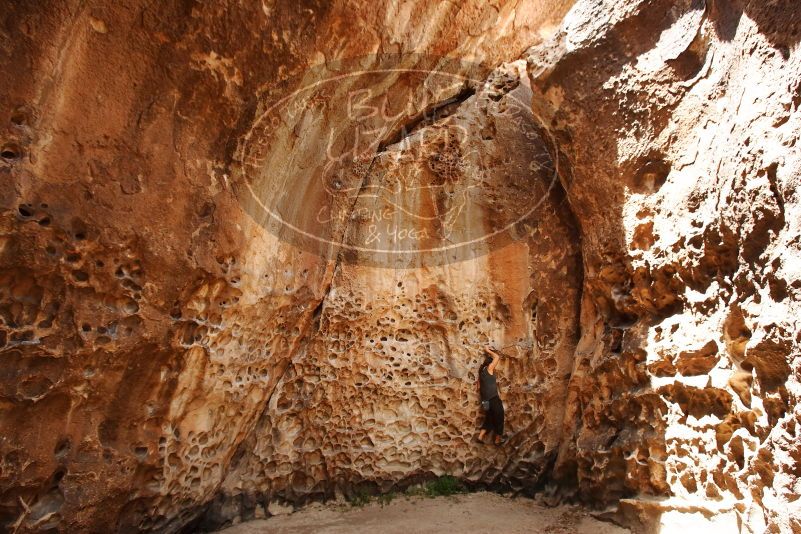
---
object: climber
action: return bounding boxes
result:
[477,347,506,445]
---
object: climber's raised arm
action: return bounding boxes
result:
[485,347,501,375]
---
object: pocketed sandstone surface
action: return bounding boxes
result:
[1,0,799,532]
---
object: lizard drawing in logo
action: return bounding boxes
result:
[320,118,488,244]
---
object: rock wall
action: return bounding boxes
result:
[1,0,800,533]
[0,1,576,532]
[209,62,583,524]
[525,0,801,531]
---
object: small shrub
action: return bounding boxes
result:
[376,492,396,506]
[424,476,466,497]
[403,484,426,497]
[348,488,371,507]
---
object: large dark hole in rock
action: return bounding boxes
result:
[631,158,671,194]
[1,143,21,161]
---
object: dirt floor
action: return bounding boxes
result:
[215,492,630,534]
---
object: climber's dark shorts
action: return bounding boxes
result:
[481,395,504,435]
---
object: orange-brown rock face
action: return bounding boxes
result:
[0,1,576,532]
[526,0,801,531]
[1,0,800,533]
[213,62,582,520]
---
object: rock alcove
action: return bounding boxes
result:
[1,1,800,533]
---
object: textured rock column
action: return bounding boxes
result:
[526,0,801,530]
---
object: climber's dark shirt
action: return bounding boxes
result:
[479,366,499,401]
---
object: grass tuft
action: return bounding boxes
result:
[376,492,396,506]
[347,476,467,507]
[348,488,372,507]
[423,475,467,497]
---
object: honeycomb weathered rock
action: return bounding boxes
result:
[526,0,801,530]
[211,64,583,521]
[1,0,800,533]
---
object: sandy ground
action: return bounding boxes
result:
[215,492,630,534]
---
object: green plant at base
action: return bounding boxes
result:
[403,484,426,497]
[376,492,396,506]
[348,488,372,507]
[423,476,466,497]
